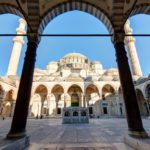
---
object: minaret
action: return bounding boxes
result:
[124,20,142,76]
[6,18,26,76]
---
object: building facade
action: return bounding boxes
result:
[0,18,149,119]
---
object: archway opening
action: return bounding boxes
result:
[68,84,82,107]
[102,84,116,116]
[145,84,150,114]
[51,85,64,115]
[2,89,14,117]
[33,85,48,117]
[36,10,115,73]
[85,84,100,116]
[136,89,149,116]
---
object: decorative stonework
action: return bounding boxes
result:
[62,107,89,124]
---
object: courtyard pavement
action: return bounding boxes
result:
[0,118,150,149]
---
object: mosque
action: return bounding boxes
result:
[0,18,150,118]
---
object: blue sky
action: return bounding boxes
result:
[0,11,150,76]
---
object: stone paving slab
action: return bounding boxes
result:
[0,118,149,150]
[26,142,133,150]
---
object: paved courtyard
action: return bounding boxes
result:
[0,118,150,149]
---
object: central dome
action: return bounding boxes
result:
[61,52,89,69]
[63,53,87,59]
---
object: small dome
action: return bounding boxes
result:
[63,53,87,59]
[104,68,119,76]
[99,75,113,81]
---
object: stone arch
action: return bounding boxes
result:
[130,4,150,17]
[68,84,82,107]
[51,84,65,115]
[68,84,82,93]
[102,84,115,98]
[38,1,114,35]
[102,84,121,116]
[85,83,100,92]
[145,84,150,100]
[4,89,14,101]
[1,89,14,117]
[34,85,48,117]
[85,84,99,94]
[136,89,149,116]
[35,84,48,100]
[85,84,100,106]
[51,84,64,94]
[0,4,24,18]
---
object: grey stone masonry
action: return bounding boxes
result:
[62,107,89,124]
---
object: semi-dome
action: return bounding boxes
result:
[63,53,87,59]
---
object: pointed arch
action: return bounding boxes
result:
[35,84,48,100]
[0,4,24,17]
[38,1,114,34]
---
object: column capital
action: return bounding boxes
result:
[27,32,41,44]
[112,31,125,44]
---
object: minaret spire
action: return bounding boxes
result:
[7,18,26,76]
[124,20,142,76]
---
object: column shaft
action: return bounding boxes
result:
[114,41,148,138]
[7,41,38,138]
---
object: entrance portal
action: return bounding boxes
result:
[71,93,79,107]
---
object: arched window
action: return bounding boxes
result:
[73,111,78,116]
[81,111,86,116]
[64,111,70,117]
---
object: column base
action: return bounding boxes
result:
[124,134,150,150]
[7,131,26,139]
[128,130,149,138]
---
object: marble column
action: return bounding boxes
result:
[124,20,142,76]
[113,32,148,138]
[114,91,120,116]
[145,97,150,116]
[7,18,27,76]
[81,94,84,107]
[7,34,39,139]
[10,100,16,117]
